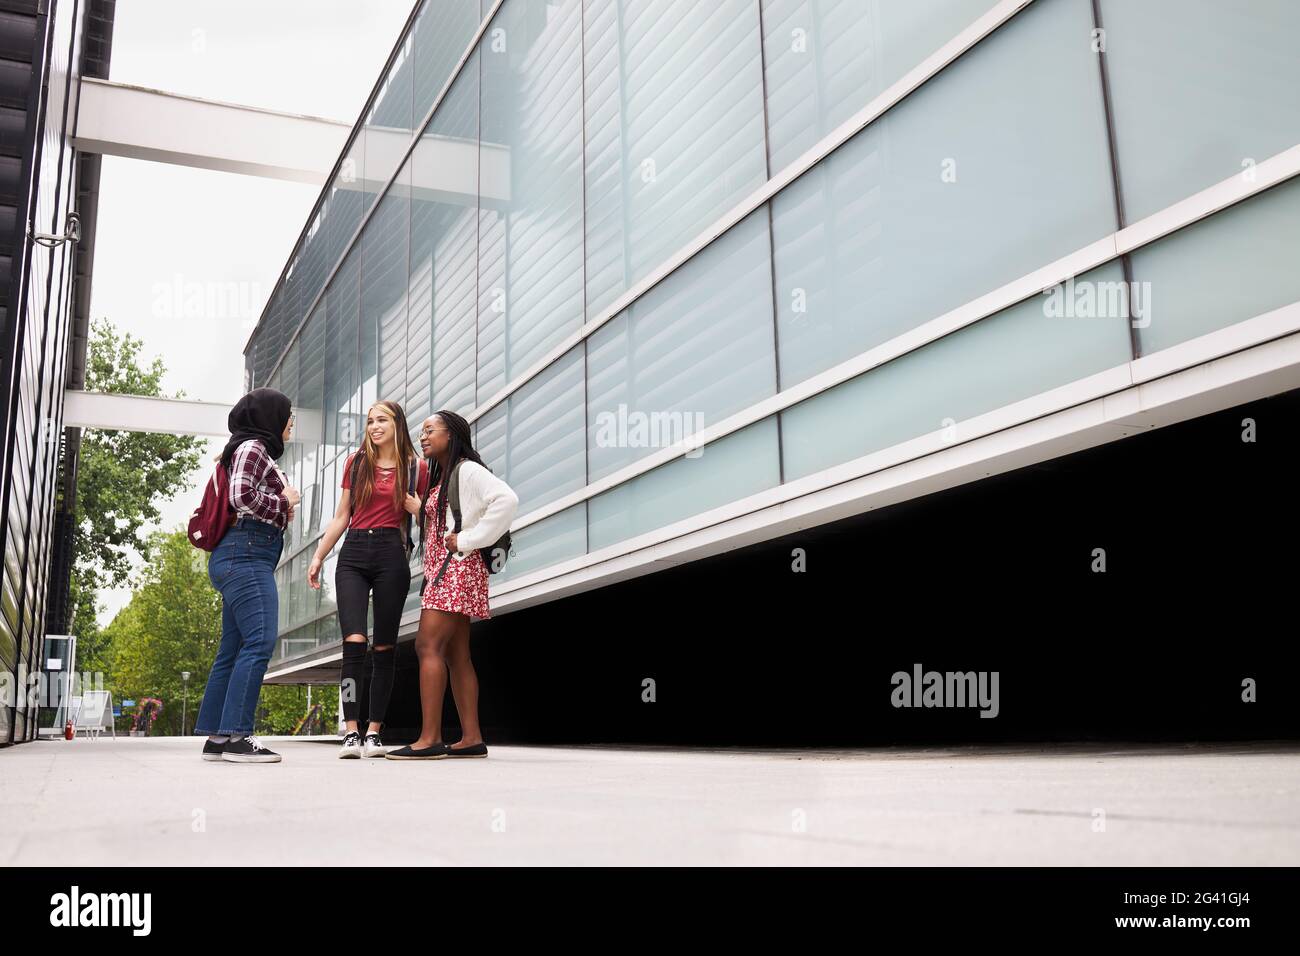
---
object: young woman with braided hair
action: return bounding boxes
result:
[387,410,517,760]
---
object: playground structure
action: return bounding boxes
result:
[292,702,324,736]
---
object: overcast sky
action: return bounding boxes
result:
[90,0,417,623]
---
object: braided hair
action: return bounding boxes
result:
[418,410,488,554]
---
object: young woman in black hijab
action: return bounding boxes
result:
[195,387,300,764]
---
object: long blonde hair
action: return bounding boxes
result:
[350,400,419,513]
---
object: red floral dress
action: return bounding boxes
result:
[421,484,491,619]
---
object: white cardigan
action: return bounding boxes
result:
[434,459,519,557]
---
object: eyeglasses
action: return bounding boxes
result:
[420,425,449,437]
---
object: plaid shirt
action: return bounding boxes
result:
[228,439,289,529]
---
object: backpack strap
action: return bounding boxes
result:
[402,459,419,554]
[346,452,361,515]
[447,459,464,534]
[428,460,466,589]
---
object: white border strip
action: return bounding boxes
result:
[1116,142,1300,254]
[492,301,1300,613]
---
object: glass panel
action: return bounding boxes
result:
[1132,176,1300,356]
[298,303,326,539]
[781,262,1133,480]
[587,206,776,483]
[413,0,481,126]
[362,28,415,214]
[322,132,367,291]
[477,0,585,400]
[320,549,340,619]
[476,345,585,514]
[291,553,306,631]
[771,0,1116,389]
[367,161,411,408]
[280,262,304,372]
[583,0,769,317]
[760,0,998,173]
[496,502,587,582]
[322,457,340,533]
[413,53,480,415]
[278,343,301,550]
[588,417,780,551]
[1099,0,1300,223]
[326,248,362,453]
[318,613,339,651]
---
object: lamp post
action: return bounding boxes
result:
[181,671,191,736]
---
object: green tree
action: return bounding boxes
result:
[73,318,205,672]
[258,684,336,736]
[104,530,221,736]
[105,529,336,736]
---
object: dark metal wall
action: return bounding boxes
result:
[0,0,110,744]
[368,389,1300,747]
[44,0,112,637]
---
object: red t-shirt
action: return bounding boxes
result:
[342,454,429,529]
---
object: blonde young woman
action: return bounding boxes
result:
[308,400,428,758]
[386,410,517,760]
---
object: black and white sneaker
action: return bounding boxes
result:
[339,731,362,759]
[221,735,281,763]
[201,739,227,761]
[362,733,388,758]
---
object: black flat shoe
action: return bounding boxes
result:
[444,742,488,758]
[385,743,448,760]
[201,739,227,761]
[221,735,281,763]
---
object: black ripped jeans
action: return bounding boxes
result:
[336,526,410,726]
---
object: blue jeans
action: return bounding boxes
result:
[195,517,284,736]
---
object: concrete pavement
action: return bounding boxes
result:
[1,737,1297,865]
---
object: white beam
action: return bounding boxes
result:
[72,77,509,203]
[73,77,352,184]
[62,390,322,444]
[486,310,1300,617]
[63,391,232,437]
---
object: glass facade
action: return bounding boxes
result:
[245,0,1300,664]
[1,0,97,743]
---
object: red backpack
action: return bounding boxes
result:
[188,461,236,552]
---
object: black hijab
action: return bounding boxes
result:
[219,387,292,469]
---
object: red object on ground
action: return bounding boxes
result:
[63,718,73,740]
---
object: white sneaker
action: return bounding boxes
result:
[339,731,362,759]
[362,733,389,758]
